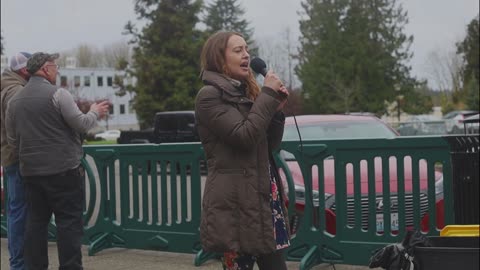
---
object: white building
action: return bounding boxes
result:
[56,62,139,131]
[1,54,138,130]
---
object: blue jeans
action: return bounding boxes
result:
[5,163,27,270]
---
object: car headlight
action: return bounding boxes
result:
[435,176,444,196]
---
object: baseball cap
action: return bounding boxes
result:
[9,52,32,71]
[26,52,60,75]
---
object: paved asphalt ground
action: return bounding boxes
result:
[1,238,376,270]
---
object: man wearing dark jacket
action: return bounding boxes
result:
[1,51,32,270]
[5,52,109,270]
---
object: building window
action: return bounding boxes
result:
[107,76,113,87]
[84,76,90,87]
[119,104,126,114]
[74,76,81,87]
[97,76,103,87]
[109,105,114,115]
[128,103,134,114]
[60,76,68,87]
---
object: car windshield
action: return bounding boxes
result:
[283,120,397,141]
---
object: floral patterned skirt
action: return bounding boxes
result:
[269,165,290,250]
[222,166,290,270]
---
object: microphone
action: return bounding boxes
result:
[250,57,268,77]
[251,57,288,98]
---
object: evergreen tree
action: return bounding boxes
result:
[125,0,204,128]
[457,14,479,86]
[203,0,256,55]
[297,0,420,115]
[465,77,479,110]
[456,14,479,110]
[402,81,434,115]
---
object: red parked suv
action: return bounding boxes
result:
[279,115,445,234]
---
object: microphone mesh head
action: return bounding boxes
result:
[250,58,267,76]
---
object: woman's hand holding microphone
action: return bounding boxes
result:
[263,70,289,111]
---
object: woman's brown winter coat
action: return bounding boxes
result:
[195,70,289,255]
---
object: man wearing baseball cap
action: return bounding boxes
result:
[5,52,109,270]
[1,51,32,270]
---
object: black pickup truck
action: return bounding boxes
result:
[117,111,199,144]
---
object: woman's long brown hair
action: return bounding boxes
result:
[200,31,260,100]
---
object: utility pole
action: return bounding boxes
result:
[395,84,402,122]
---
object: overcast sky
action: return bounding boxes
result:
[1,0,478,88]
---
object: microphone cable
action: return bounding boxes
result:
[250,57,304,156]
[289,101,304,156]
